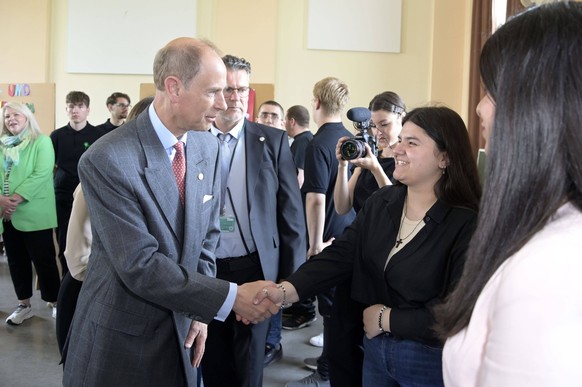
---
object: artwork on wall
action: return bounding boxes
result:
[67,0,197,75]
[307,0,402,53]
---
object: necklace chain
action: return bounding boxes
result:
[395,197,424,248]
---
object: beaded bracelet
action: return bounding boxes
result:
[277,283,290,310]
[378,305,388,332]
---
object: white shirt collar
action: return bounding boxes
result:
[210,119,245,140]
[148,103,188,151]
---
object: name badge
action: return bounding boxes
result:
[220,215,236,233]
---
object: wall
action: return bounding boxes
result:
[431,0,472,119]
[2,0,472,131]
[0,0,51,83]
[274,0,435,119]
[49,0,154,128]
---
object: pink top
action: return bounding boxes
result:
[443,203,582,387]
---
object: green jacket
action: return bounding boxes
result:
[0,134,57,233]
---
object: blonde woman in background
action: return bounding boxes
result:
[1,102,60,325]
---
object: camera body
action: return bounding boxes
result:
[340,107,378,161]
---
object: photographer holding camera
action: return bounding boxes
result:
[334,91,407,215]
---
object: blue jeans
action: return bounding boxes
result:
[266,310,282,346]
[362,334,444,387]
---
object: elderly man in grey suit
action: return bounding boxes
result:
[62,38,280,387]
[201,55,306,387]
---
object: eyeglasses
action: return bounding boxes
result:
[223,86,250,98]
[259,112,281,121]
[114,103,132,109]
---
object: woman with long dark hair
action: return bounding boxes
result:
[436,3,582,385]
[261,106,481,386]
[327,91,406,387]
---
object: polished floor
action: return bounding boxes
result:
[0,254,323,386]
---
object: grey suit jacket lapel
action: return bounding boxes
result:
[244,121,264,212]
[138,114,184,241]
[182,133,206,263]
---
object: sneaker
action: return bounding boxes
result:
[282,314,317,330]
[52,305,57,319]
[303,356,318,370]
[309,332,324,347]
[285,371,330,387]
[6,304,33,325]
[264,343,283,367]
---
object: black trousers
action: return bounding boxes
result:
[56,271,83,355]
[314,287,335,379]
[55,191,74,275]
[3,221,60,302]
[202,253,268,387]
[328,280,365,387]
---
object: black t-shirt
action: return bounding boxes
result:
[290,130,314,170]
[51,123,107,194]
[352,156,395,213]
[96,119,122,133]
[302,122,356,241]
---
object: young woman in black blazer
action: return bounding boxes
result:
[259,106,481,387]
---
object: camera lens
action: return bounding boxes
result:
[340,139,366,160]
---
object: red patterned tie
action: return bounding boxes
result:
[173,141,186,206]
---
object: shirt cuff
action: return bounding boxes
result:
[215,282,237,321]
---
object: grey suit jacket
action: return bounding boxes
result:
[241,120,306,281]
[63,111,230,386]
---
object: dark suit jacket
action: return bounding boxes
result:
[239,120,306,281]
[63,111,230,386]
[288,184,477,345]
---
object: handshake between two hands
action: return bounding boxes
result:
[232,280,289,325]
[184,281,293,367]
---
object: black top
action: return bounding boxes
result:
[352,156,395,213]
[290,130,314,170]
[97,119,122,133]
[301,122,355,240]
[289,184,477,346]
[51,123,106,194]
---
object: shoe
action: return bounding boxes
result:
[304,356,318,370]
[309,332,324,347]
[6,304,33,325]
[285,371,330,387]
[52,305,57,319]
[282,314,317,330]
[264,343,283,367]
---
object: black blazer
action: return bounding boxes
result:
[241,120,306,281]
[288,184,477,345]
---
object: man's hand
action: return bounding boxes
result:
[233,280,280,325]
[184,320,208,367]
